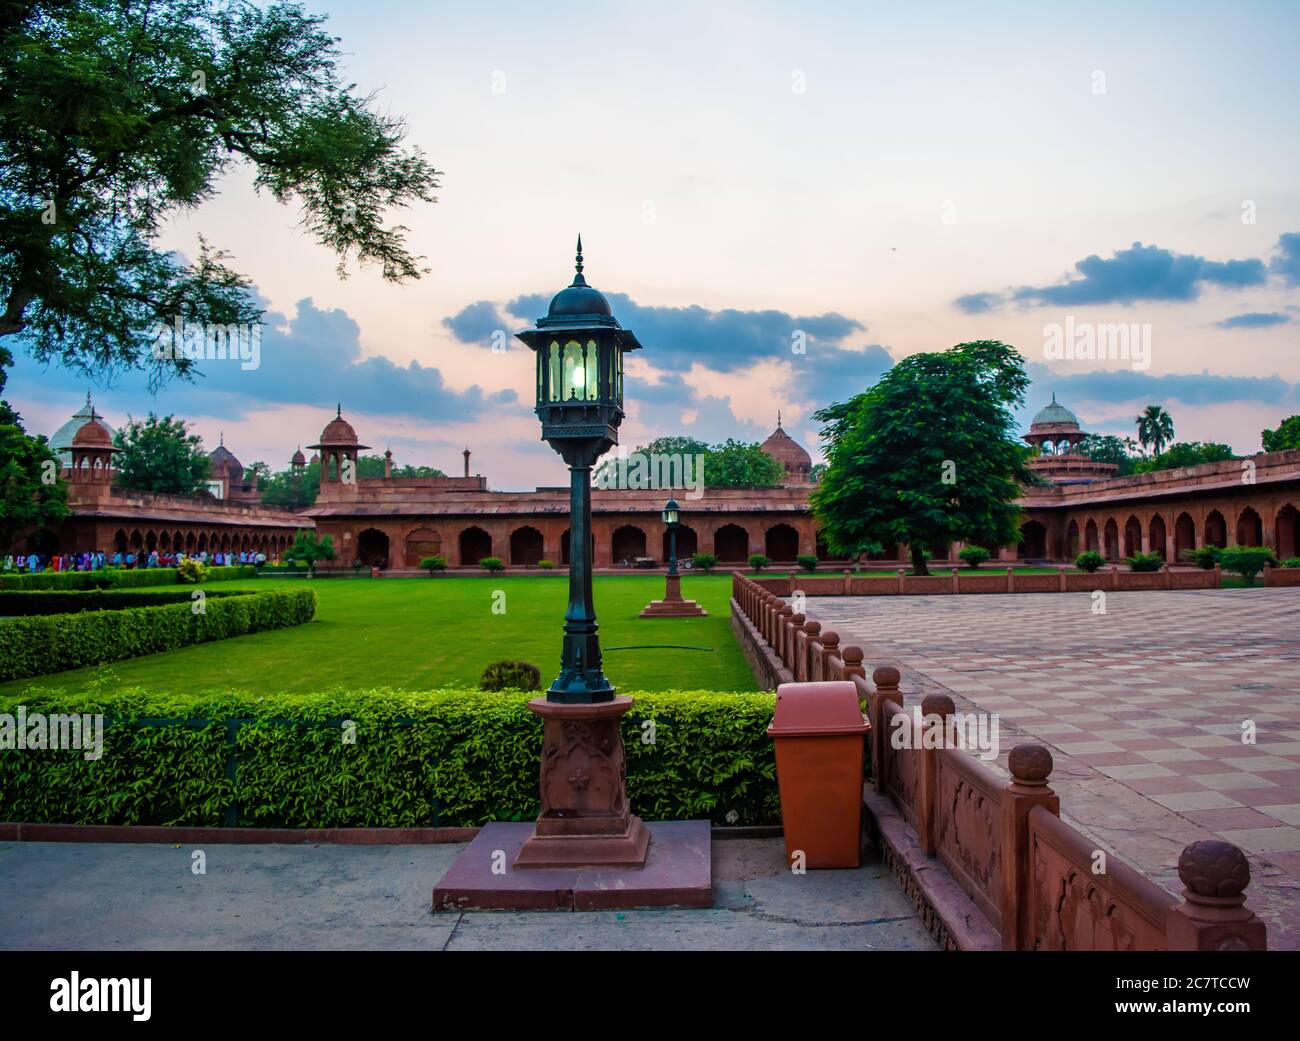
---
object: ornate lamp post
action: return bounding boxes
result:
[512,237,649,866]
[640,497,707,618]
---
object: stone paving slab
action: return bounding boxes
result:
[808,586,1300,950]
[0,839,938,951]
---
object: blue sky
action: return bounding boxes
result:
[8,0,1300,487]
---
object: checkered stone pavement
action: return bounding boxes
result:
[807,586,1300,949]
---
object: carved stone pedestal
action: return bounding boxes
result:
[513,696,650,868]
[639,574,708,618]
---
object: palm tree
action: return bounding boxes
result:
[1135,405,1174,456]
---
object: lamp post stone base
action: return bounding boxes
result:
[513,696,650,868]
[639,573,708,618]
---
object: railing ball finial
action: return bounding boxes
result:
[1179,840,1250,901]
[1008,743,1053,786]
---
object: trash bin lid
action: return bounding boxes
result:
[766,681,869,737]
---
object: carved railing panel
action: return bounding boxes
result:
[934,750,1002,926]
[1027,805,1174,951]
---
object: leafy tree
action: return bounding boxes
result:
[245,461,272,483]
[284,529,334,576]
[1262,415,1300,453]
[810,462,827,483]
[1077,434,1136,476]
[811,341,1034,576]
[0,396,67,552]
[1135,405,1174,456]
[0,0,439,383]
[259,458,320,509]
[630,436,710,458]
[1132,441,1235,474]
[418,554,447,575]
[958,545,990,569]
[703,440,784,488]
[113,413,211,494]
[355,454,445,479]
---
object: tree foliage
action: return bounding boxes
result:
[112,412,211,495]
[1077,433,1137,476]
[0,0,440,382]
[811,341,1034,575]
[0,396,67,551]
[1135,405,1174,456]
[1262,415,1300,453]
[1132,441,1235,474]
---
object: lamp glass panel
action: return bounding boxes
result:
[563,340,585,401]
[548,342,561,402]
[585,340,598,401]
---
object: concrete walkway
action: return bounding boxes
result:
[0,839,938,951]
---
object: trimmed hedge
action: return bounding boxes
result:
[0,565,257,591]
[0,589,316,682]
[0,589,249,615]
[0,687,779,828]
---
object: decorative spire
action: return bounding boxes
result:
[1051,391,1057,404]
[336,403,342,418]
[572,234,588,286]
[219,430,224,447]
[777,409,782,429]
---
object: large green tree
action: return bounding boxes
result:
[1135,405,1174,456]
[1262,415,1300,453]
[612,435,783,489]
[0,394,67,552]
[1077,433,1137,476]
[811,341,1034,575]
[113,412,211,494]
[1132,441,1235,474]
[0,0,439,382]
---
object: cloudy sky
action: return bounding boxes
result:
[9,0,1300,489]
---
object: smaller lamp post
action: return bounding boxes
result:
[640,497,707,618]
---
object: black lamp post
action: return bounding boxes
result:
[516,236,642,705]
[663,497,681,576]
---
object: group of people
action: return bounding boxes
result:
[3,548,271,573]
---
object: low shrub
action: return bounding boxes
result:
[176,558,207,584]
[1186,546,1222,570]
[479,660,542,692]
[1124,551,1164,572]
[958,546,991,569]
[537,560,555,570]
[0,588,316,683]
[479,556,505,573]
[0,565,256,590]
[1282,557,1300,569]
[1074,550,1106,573]
[0,687,780,828]
[748,553,770,572]
[691,553,717,572]
[1220,545,1277,586]
[418,555,448,575]
[795,554,819,573]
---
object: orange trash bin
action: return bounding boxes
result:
[766,681,869,869]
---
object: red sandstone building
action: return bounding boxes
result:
[18,395,1300,570]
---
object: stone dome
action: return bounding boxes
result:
[308,405,370,452]
[291,447,306,466]
[1030,393,1080,430]
[761,415,812,480]
[52,393,117,465]
[209,442,243,479]
[71,414,115,449]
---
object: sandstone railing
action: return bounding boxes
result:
[739,564,1220,598]
[730,573,1268,951]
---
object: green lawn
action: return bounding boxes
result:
[0,574,757,697]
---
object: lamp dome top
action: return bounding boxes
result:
[547,235,612,318]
